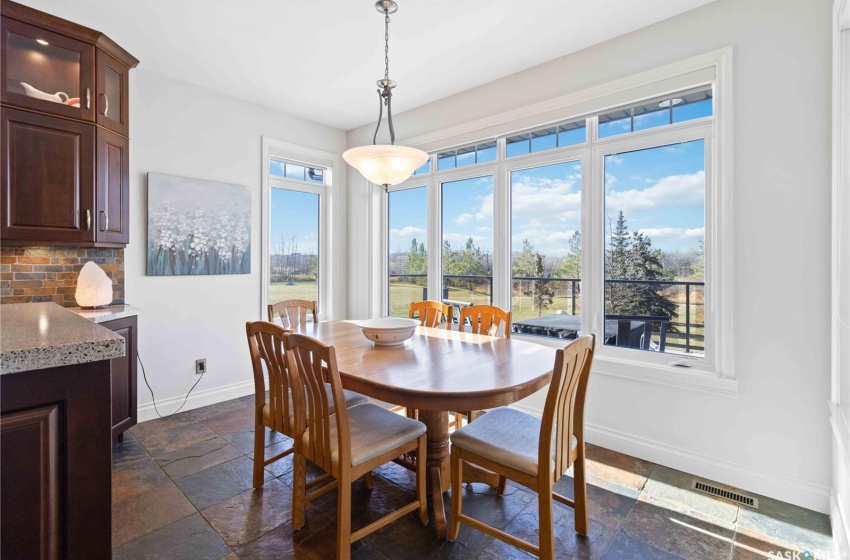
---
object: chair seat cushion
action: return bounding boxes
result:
[449,407,577,477]
[302,403,425,471]
[262,385,368,428]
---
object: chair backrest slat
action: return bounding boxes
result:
[246,322,295,434]
[284,333,351,473]
[538,334,595,483]
[268,299,318,330]
[459,305,511,339]
[408,300,452,330]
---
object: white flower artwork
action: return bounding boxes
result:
[147,173,251,276]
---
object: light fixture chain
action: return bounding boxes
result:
[384,12,390,81]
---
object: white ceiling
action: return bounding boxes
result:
[18,0,717,131]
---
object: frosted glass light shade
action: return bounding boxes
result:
[75,261,113,308]
[343,144,428,186]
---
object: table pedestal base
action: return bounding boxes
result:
[416,410,504,539]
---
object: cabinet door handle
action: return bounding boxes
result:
[86,209,91,231]
[99,210,109,232]
[86,88,91,109]
[100,93,109,117]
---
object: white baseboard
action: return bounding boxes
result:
[831,492,850,560]
[510,402,831,514]
[137,379,256,423]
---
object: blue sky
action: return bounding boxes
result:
[604,139,705,253]
[386,139,704,259]
[283,136,705,261]
[270,188,319,255]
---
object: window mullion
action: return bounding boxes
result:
[587,141,606,340]
[492,161,510,310]
[427,177,441,306]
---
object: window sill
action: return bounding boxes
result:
[513,332,738,396]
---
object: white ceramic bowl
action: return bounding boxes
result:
[358,317,419,346]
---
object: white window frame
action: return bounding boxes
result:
[261,137,341,321]
[378,49,735,395]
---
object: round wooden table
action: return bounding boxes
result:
[295,320,556,538]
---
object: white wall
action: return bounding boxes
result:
[347,0,835,512]
[127,69,347,418]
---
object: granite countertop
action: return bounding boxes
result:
[68,304,140,324]
[1,302,125,375]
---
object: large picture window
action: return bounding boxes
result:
[382,62,730,382]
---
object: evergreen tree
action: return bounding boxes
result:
[604,211,677,323]
[407,238,427,275]
[605,211,634,313]
[625,231,678,320]
[555,231,582,279]
[513,239,554,317]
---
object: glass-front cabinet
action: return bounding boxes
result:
[0,0,137,248]
[1,17,96,122]
[96,51,130,136]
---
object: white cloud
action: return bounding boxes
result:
[443,232,489,249]
[455,213,474,225]
[510,176,581,226]
[638,227,705,240]
[606,170,704,214]
[388,226,426,252]
[475,192,494,221]
[390,226,426,238]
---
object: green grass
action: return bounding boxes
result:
[387,280,705,354]
[269,281,318,305]
[272,279,705,355]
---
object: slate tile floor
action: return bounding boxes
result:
[112,395,834,559]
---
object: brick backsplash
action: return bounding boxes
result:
[1,246,124,307]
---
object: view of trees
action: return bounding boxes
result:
[513,240,554,316]
[605,211,677,320]
[389,210,703,322]
[270,234,317,283]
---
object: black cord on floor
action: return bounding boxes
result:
[138,352,204,418]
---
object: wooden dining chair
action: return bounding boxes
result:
[245,321,368,489]
[448,334,596,559]
[408,300,453,329]
[453,304,513,427]
[459,304,512,339]
[284,333,428,560]
[268,299,318,329]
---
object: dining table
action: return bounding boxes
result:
[292,320,557,538]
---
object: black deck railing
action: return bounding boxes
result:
[388,274,704,353]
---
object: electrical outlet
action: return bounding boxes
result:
[195,359,206,375]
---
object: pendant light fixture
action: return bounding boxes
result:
[343,0,428,188]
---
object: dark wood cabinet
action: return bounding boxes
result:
[1,107,96,244]
[96,128,130,245]
[1,359,113,559]
[1,16,96,122]
[96,50,130,137]
[0,0,138,248]
[102,315,138,439]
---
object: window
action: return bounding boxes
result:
[269,188,320,307]
[388,186,428,316]
[603,139,706,356]
[263,140,338,322]
[442,175,494,306]
[381,53,731,384]
[270,157,325,184]
[510,161,583,334]
[436,142,497,171]
[598,87,712,138]
[506,119,586,157]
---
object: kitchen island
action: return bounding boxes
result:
[1,302,125,559]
